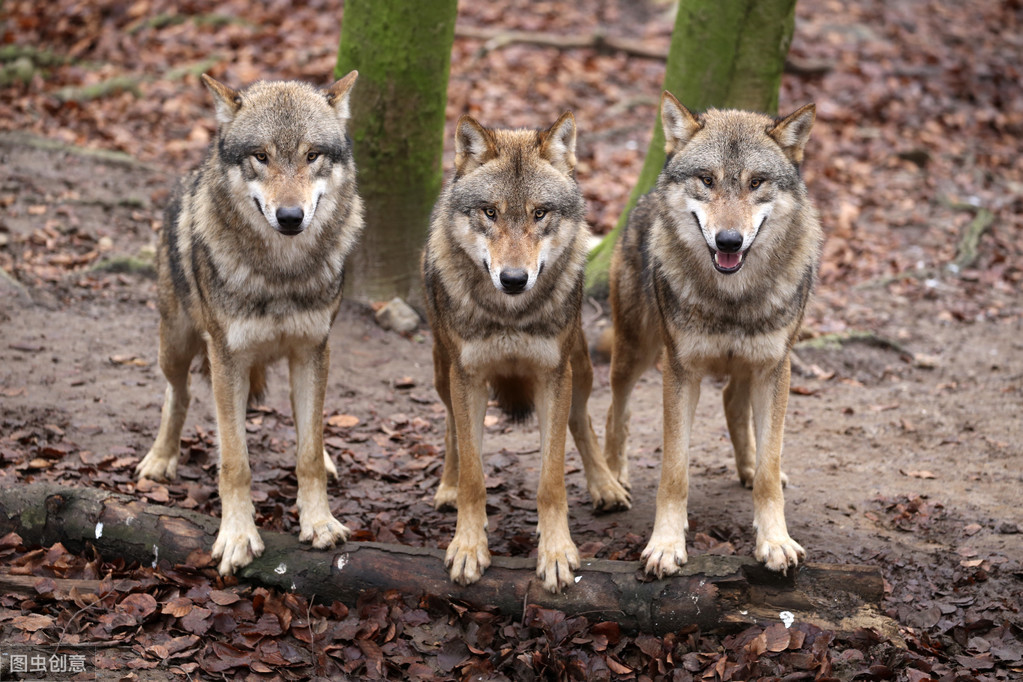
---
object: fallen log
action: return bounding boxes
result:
[0,483,892,636]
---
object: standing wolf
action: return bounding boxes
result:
[605,92,822,578]
[422,112,630,593]
[136,72,363,575]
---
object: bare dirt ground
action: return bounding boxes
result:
[1,132,1020,676]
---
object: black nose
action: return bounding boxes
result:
[715,230,743,253]
[499,268,529,294]
[276,206,304,232]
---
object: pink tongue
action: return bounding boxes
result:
[716,251,741,269]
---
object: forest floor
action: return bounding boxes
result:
[1,0,1022,680]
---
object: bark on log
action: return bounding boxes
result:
[0,483,892,635]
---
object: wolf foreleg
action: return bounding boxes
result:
[444,367,490,585]
[749,356,805,573]
[291,343,350,550]
[642,364,700,578]
[208,348,264,575]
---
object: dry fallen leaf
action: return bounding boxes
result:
[11,613,54,632]
[327,414,360,428]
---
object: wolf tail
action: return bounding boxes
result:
[197,352,267,407]
[491,376,535,424]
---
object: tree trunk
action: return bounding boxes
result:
[586,0,798,295]
[335,0,457,303]
[0,483,895,636]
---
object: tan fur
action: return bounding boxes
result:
[136,72,363,575]
[423,113,629,593]
[606,92,822,577]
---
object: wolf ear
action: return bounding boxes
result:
[326,70,359,124]
[454,115,498,177]
[201,74,242,127]
[661,91,702,156]
[539,111,577,174]
[769,103,816,166]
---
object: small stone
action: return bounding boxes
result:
[374,297,420,334]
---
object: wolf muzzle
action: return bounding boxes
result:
[275,206,305,235]
[498,268,529,295]
[712,229,745,274]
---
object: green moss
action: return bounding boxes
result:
[91,255,156,278]
[334,0,457,302]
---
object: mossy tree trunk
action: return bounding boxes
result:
[335,0,457,303]
[585,0,798,294]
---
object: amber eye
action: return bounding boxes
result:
[307,151,320,163]
[254,152,268,164]
[483,207,497,219]
[750,177,763,190]
[700,175,713,188]
[533,208,547,221]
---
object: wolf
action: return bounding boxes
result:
[135,72,363,576]
[422,112,631,593]
[604,91,822,578]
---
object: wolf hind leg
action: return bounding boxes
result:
[568,329,630,511]
[724,375,788,488]
[286,372,339,482]
[432,343,460,511]
[137,317,201,482]
[603,326,659,491]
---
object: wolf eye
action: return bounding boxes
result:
[533,208,547,221]
[253,152,268,164]
[700,175,714,188]
[307,151,320,163]
[750,177,763,190]
[483,207,497,220]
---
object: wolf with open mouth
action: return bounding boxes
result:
[603,91,823,578]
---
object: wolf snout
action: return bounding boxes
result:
[715,230,743,253]
[712,229,746,274]
[498,268,529,295]
[275,206,305,235]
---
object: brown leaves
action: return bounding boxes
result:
[326,413,360,429]
[10,613,55,632]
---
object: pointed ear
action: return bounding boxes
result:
[539,111,577,174]
[454,115,497,177]
[201,74,242,127]
[769,103,816,166]
[326,70,358,124]
[661,91,702,156]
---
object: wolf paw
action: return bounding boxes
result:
[299,513,350,549]
[212,519,264,575]
[135,448,179,481]
[641,535,689,579]
[323,449,339,481]
[536,537,581,593]
[588,475,632,512]
[755,535,805,573]
[433,484,458,511]
[445,530,490,586]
